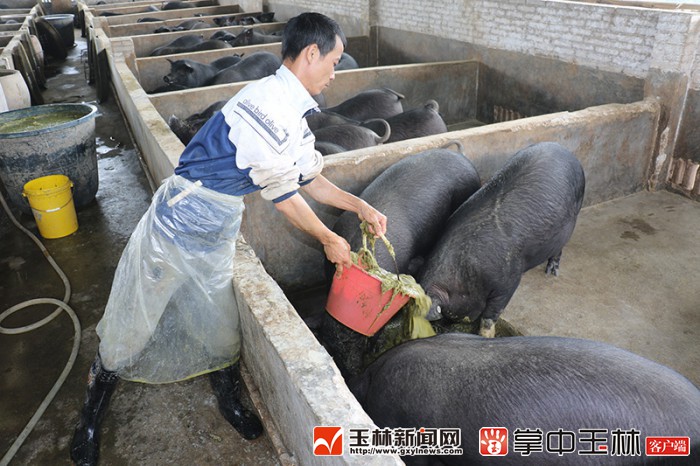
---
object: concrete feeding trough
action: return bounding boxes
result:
[105,11,269,37]
[0,36,13,48]
[91,4,245,36]
[0,22,23,33]
[88,0,216,13]
[149,60,478,124]
[128,21,286,57]
[134,35,371,95]
[87,0,221,17]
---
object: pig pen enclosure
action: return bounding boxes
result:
[81,0,699,463]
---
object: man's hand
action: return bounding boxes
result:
[357,201,387,238]
[288,175,389,270]
[302,176,388,239]
[322,233,353,274]
[274,193,354,272]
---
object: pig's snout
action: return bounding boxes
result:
[426,303,443,321]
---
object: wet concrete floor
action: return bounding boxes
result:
[0,30,279,465]
[507,190,700,386]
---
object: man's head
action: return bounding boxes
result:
[282,12,346,96]
[282,12,346,61]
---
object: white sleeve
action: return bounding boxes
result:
[297,124,324,184]
[225,99,302,202]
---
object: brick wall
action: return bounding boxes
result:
[266,0,370,36]
[373,0,698,80]
[259,1,700,88]
[272,0,366,18]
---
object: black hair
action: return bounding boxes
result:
[281,12,346,61]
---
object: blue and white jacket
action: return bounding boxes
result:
[174,65,323,203]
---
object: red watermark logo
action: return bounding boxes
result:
[645,436,690,456]
[480,427,509,456]
[313,426,343,456]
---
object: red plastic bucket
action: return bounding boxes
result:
[326,264,411,336]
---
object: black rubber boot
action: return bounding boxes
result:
[70,353,119,466]
[209,363,264,440]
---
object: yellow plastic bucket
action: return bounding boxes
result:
[22,174,78,239]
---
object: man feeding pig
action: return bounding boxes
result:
[70,12,386,465]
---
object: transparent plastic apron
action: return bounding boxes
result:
[96,175,245,383]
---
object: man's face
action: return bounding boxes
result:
[307,36,344,95]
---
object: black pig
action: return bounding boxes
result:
[306,110,359,131]
[350,333,700,466]
[210,30,236,42]
[150,37,230,56]
[229,28,282,47]
[361,99,447,142]
[169,100,227,145]
[320,146,482,378]
[314,141,347,156]
[162,58,218,89]
[419,141,585,337]
[210,54,244,70]
[330,146,480,277]
[149,35,203,56]
[210,51,281,85]
[324,88,405,121]
[312,120,390,151]
[162,1,194,10]
[335,52,359,71]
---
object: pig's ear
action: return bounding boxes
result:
[184,63,194,72]
[166,58,174,64]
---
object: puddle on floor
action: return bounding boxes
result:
[59,65,80,75]
[96,135,123,158]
